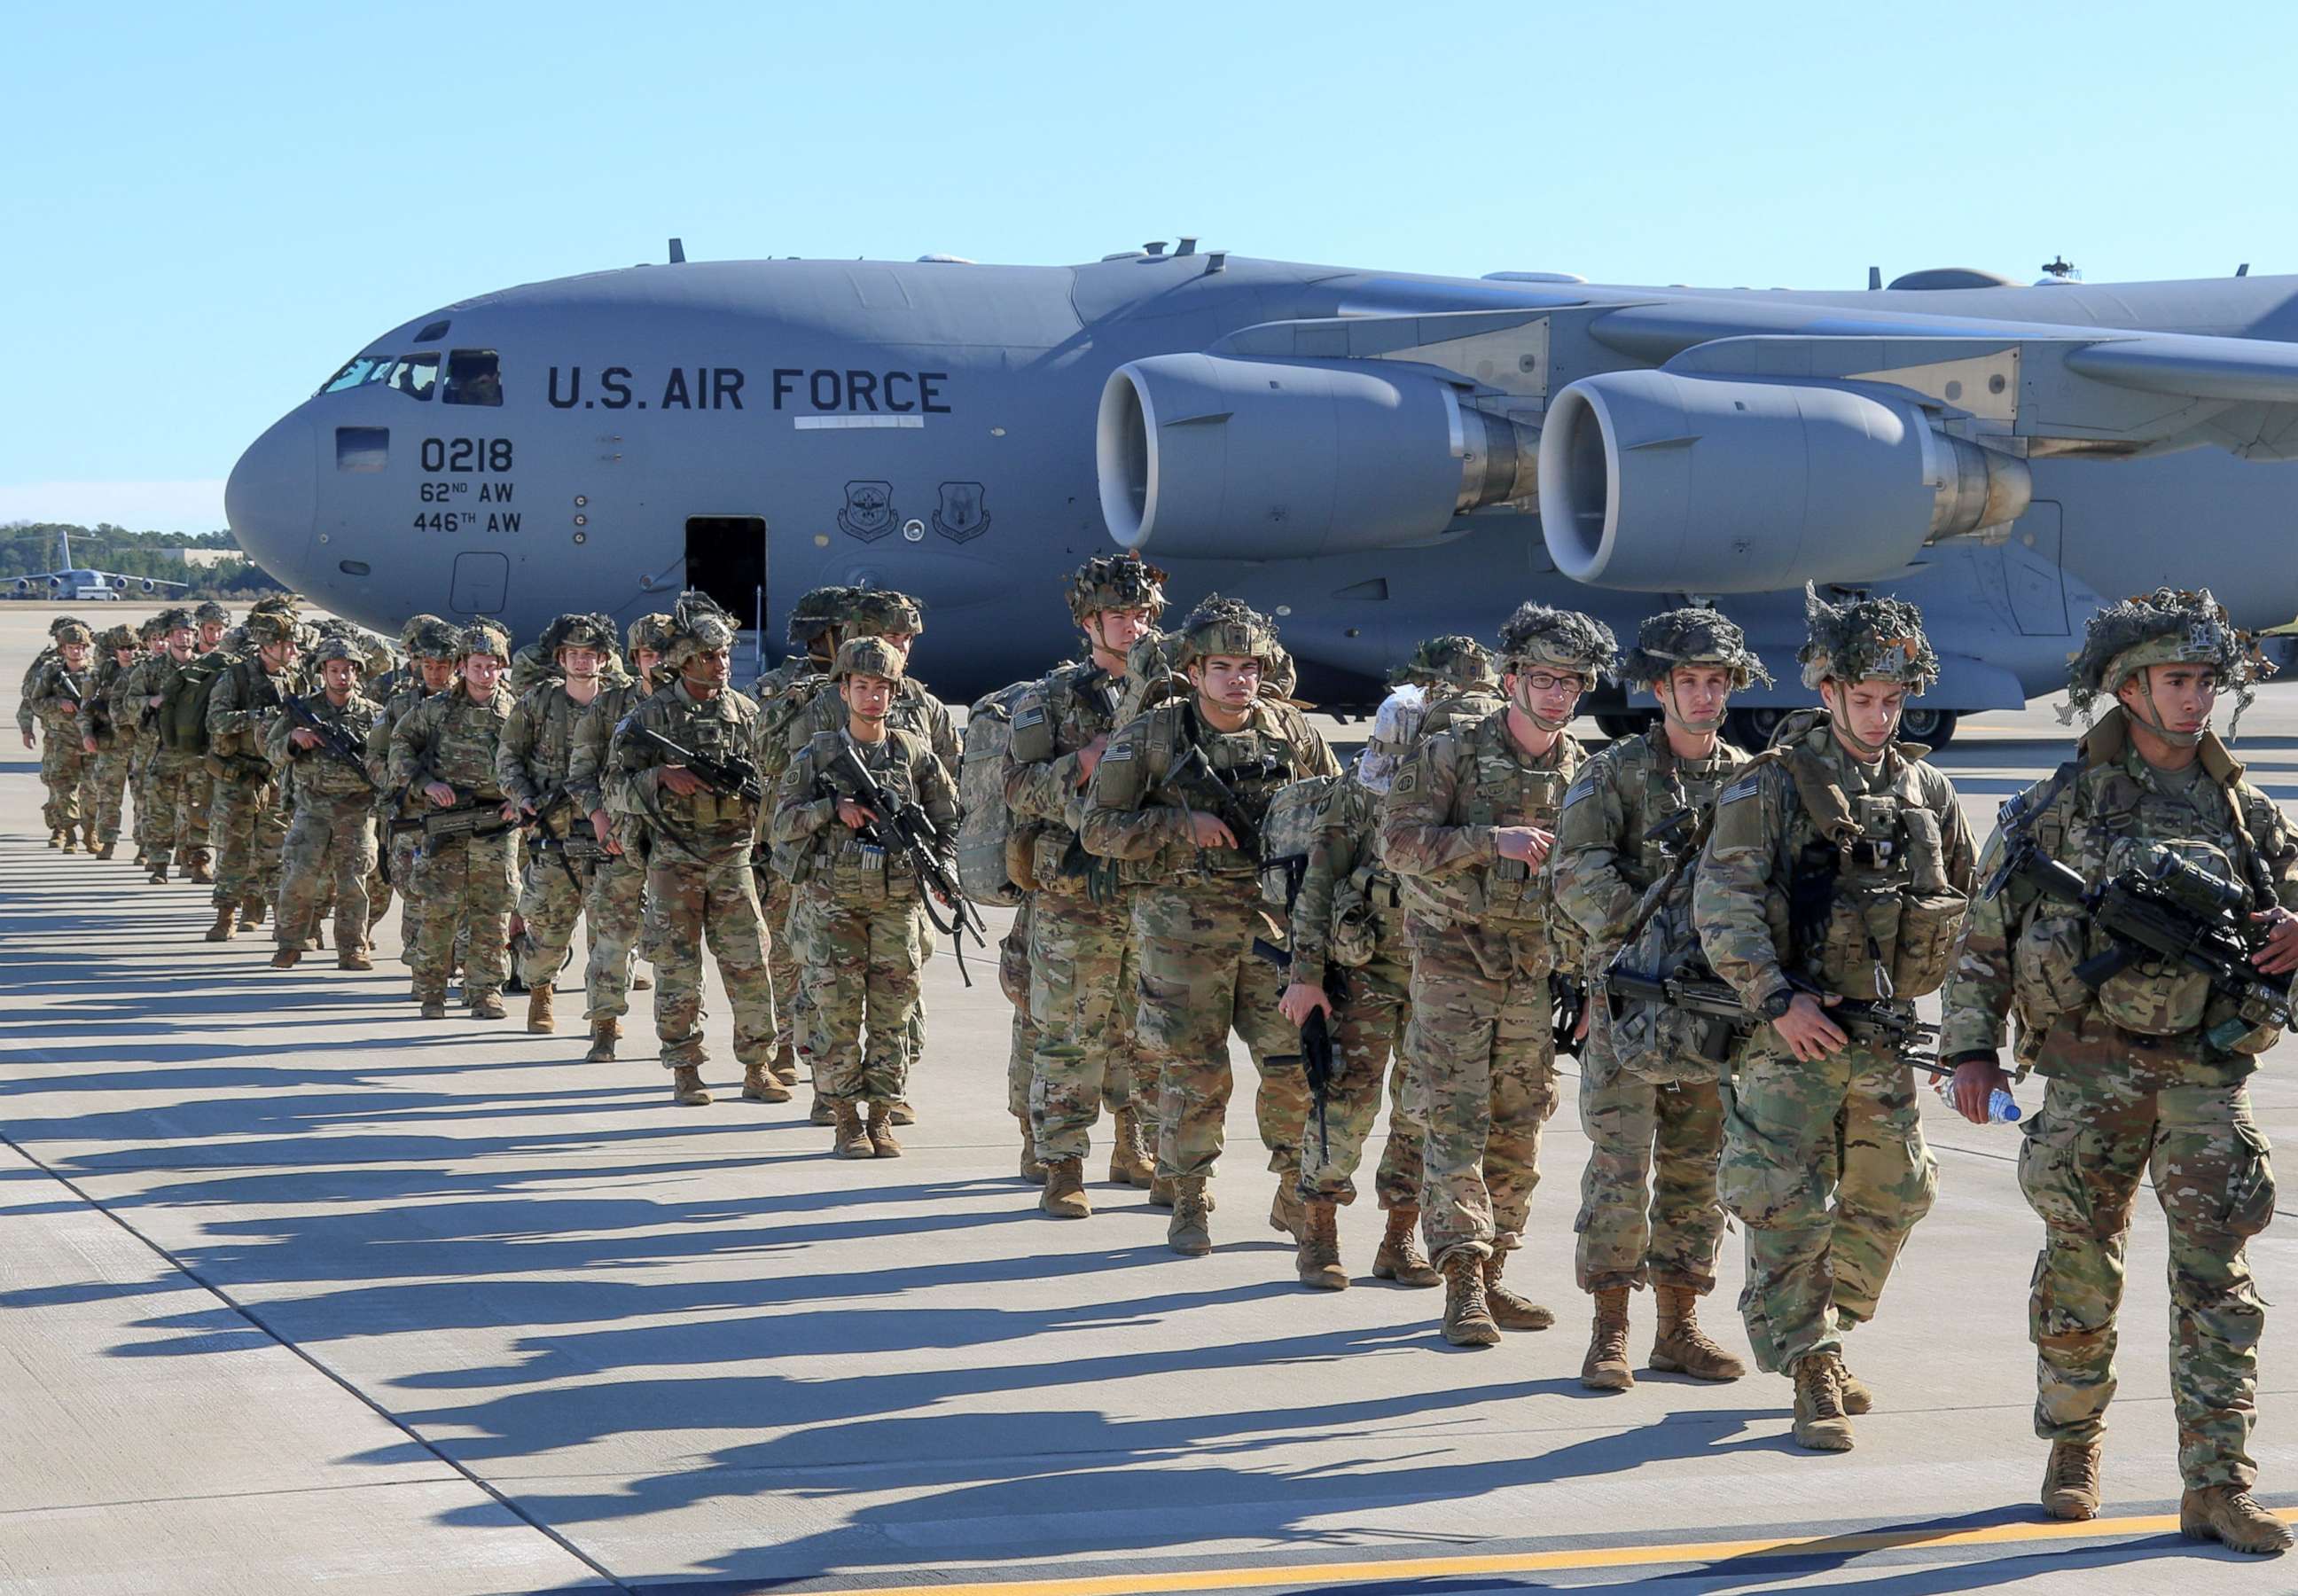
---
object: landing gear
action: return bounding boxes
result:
[1899,708,1959,749]
[1724,708,1786,750]
[1593,712,1655,741]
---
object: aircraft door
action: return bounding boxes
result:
[449,551,509,615]
[685,515,769,671]
[2003,501,2067,635]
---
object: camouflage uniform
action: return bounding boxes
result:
[74,628,140,852]
[142,613,213,880]
[26,626,95,842]
[204,614,300,919]
[770,638,961,1142]
[365,628,458,969]
[1940,589,2296,1520]
[117,623,170,859]
[268,647,379,955]
[562,613,670,1045]
[387,626,519,1011]
[1693,590,1975,1415]
[606,599,776,1091]
[1380,604,1612,1326]
[1083,597,1338,1248]
[499,615,619,1012]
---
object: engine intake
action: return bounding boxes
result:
[1098,354,1537,559]
[1536,369,2031,591]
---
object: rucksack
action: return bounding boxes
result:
[1258,773,1340,918]
[158,652,231,755]
[956,677,1038,907]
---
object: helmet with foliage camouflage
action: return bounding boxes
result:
[156,606,195,634]
[1066,552,1168,625]
[627,612,674,659]
[52,620,94,648]
[100,623,139,652]
[843,587,925,641]
[541,611,617,655]
[786,586,854,648]
[1797,584,1936,692]
[1388,634,1497,691]
[832,636,907,683]
[193,601,232,626]
[398,612,447,648]
[1174,594,1281,669]
[664,591,739,668]
[243,609,299,646]
[248,593,303,620]
[310,636,367,671]
[457,621,512,661]
[409,619,461,659]
[137,614,169,642]
[1496,603,1617,680]
[1619,606,1772,689]
[2067,587,2269,733]
[49,614,89,638]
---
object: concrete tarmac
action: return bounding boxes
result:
[6,601,2298,1593]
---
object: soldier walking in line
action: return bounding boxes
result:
[268,638,380,969]
[202,606,302,940]
[27,620,97,851]
[565,613,670,1063]
[74,623,142,858]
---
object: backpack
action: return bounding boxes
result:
[158,652,232,755]
[1258,773,1340,918]
[956,677,1038,907]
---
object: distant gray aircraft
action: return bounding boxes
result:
[11,529,191,602]
[227,246,2298,747]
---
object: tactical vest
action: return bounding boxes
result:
[778,728,932,898]
[641,689,757,833]
[1396,709,1582,930]
[415,689,512,796]
[1008,662,1128,897]
[1124,699,1305,883]
[1324,780,1404,971]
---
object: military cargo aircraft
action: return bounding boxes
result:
[226,246,2298,747]
[11,529,190,602]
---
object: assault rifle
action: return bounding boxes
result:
[830,733,989,986]
[1603,963,1942,1071]
[390,786,520,846]
[1551,971,1590,1060]
[1164,735,1267,857]
[281,693,375,791]
[1250,936,1345,1165]
[623,725,764,803]
[1997,840,2294,1052]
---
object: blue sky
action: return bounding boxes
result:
[4,1,2292,531]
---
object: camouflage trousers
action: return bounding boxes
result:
[209,773,287,910]
[142,750,211,870]
[383,825,423,961]
[1295,974,1426,1209]
[38,735,87,830]
[129,734,160,848]
[2021,1069,2275,1490]
[1028,891,1150,1162]
[1405,924,1559,1266]
[1000,902,1036,1125]
[790,881,919,1103]
[1717,1038,1938,1374]
[578,847,647,1021]
[515,844,593,990]
[1131,887,1310,1185]
[643,853,774,1069]
[763,867,800,1068]
[277,794,376,952]
[82,748,130,841]
[1575,1068,1729,1295]
[410,829,516,1002]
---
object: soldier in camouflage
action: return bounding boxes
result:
[387,621,519,1020]
[73,623,142,857]
[770,637,962,1157]
[1554,606,1766,1389]
[27,620,97,850]
[1280,685,1436,1292]
[1083,596,1339,1256]
[367,621,462,977]
[1006,552,1164,1217]
[1381,603,1611,1346]
[358,615,442,929]
[202,607,302,938]
[16,617,84,777]
[1693,586,1976,1451]
[564,613,670,1062]
[268,638,380,968]
[140,609,211,884]
[1940,589,2298,1551]
[119,615,171,865]
[1395,634,1505,746]
[607,596,777,1106]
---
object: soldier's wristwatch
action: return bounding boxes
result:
[1759,985,1796,1022]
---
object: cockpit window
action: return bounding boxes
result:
[319,354,394,395]
[387,353,440,401]
[442,349,503,406]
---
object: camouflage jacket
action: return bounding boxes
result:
[16,645,56,736]
[1554,725,1747,966]
[387,682,514,802]
[265,690,379,801]
[1004,660,1129,896]
[206,655,294,771]
[1082,694,1339,893]
[1380,709,1585,964]
[366,683,436,800]
[1290,775,1409,999]
[606,681,763,867]
[497,680,605,830]
[26,657,91,740]
[770,725,959,894]
[1939,707,2298,1085]
[74,655,129,750]
[567,677,653,846]
[786,674,959,775]
[113,653,168,749]
[749,653,831,785]
[1693,708,1977,1010]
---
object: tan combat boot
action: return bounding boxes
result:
[866,1103,903,1158]
[526,982,556,1034]
[1581,1287,1635,1390]
[238,899,266,930]
[46,828,65,849]
[1441,1253,1502,1348]
[1018,1123,1047,1185]
[270,949,300,970]
[1168,1176,1213,1256]
[1148,1172,1176,1209]
[2041,1441,2102,1522]
[187,852,214,883]
[59,828,78,854]
[469,990,507,1020]
[419,996,448,1020]
[1482,1251,1554,1331]
[1652,1283,1747,1381]
[585,1018,620,1063]
[887,1099,916,1126]
[832,1101,872,1158]
[95,836,116,860]
[809,1090,834,1127]
[1790,1351,1856,1451]
[631,972,653,991]
[1108,1107,1154,1187]
[1296,1198,1347,1291]
[671,1065,712,1106]
[310,924,325,951]
[147,862,168,885]
[205,905,237,942]
[1836,1358,1873,1414]
[1372,1209,1440,1287]
[2182,1485,2294,1554]
[339,946,373,971]
[1270,1182,1306,1242]
[1041,1156,1091,1219]
[741,1062,791,1103]
[769,1044,799,1088]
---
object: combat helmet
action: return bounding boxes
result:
[193,601,232,626]
[2067,587,2270,741]
[1173,594,1281,669]
[843,587,925,641]
[51,620,94,648]
[627,612,674,660]
[1389,635,1497,692]
[310,635,367,672]
[786,586,854,650]
[48,614,89,638]
[409,618,462,659]
[457,620,512,661]
[832,636,907,683]
[1620,606,1772,690]
[136,614,169,643]
[1796,584,1936,692]
[1066,552,1168,626]
[541,611,617,656]
[243,609,299,647]
[155,606,195,636]
[398,612,447,649]
[1497,603,1617,679]
[101,623,139,653]
[664,591,739,668]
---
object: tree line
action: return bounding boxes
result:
[0,523,285,598]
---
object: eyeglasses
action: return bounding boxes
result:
[1517,672,1586,694]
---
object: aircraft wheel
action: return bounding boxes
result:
[1593,712,1654,740]
[1726,708,1786,749]
[1900,708,1958,748]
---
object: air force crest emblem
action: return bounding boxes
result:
[838,481,896,543]
[932,481,991,544]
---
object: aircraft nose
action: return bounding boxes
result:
[225,409,317,581]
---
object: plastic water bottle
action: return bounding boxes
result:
[1934,1078,2021,1124]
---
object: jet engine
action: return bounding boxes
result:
[1098,354,1538,559]
[1536,369,2032,591]
[140,578,157,593]
[11,579,27,596]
